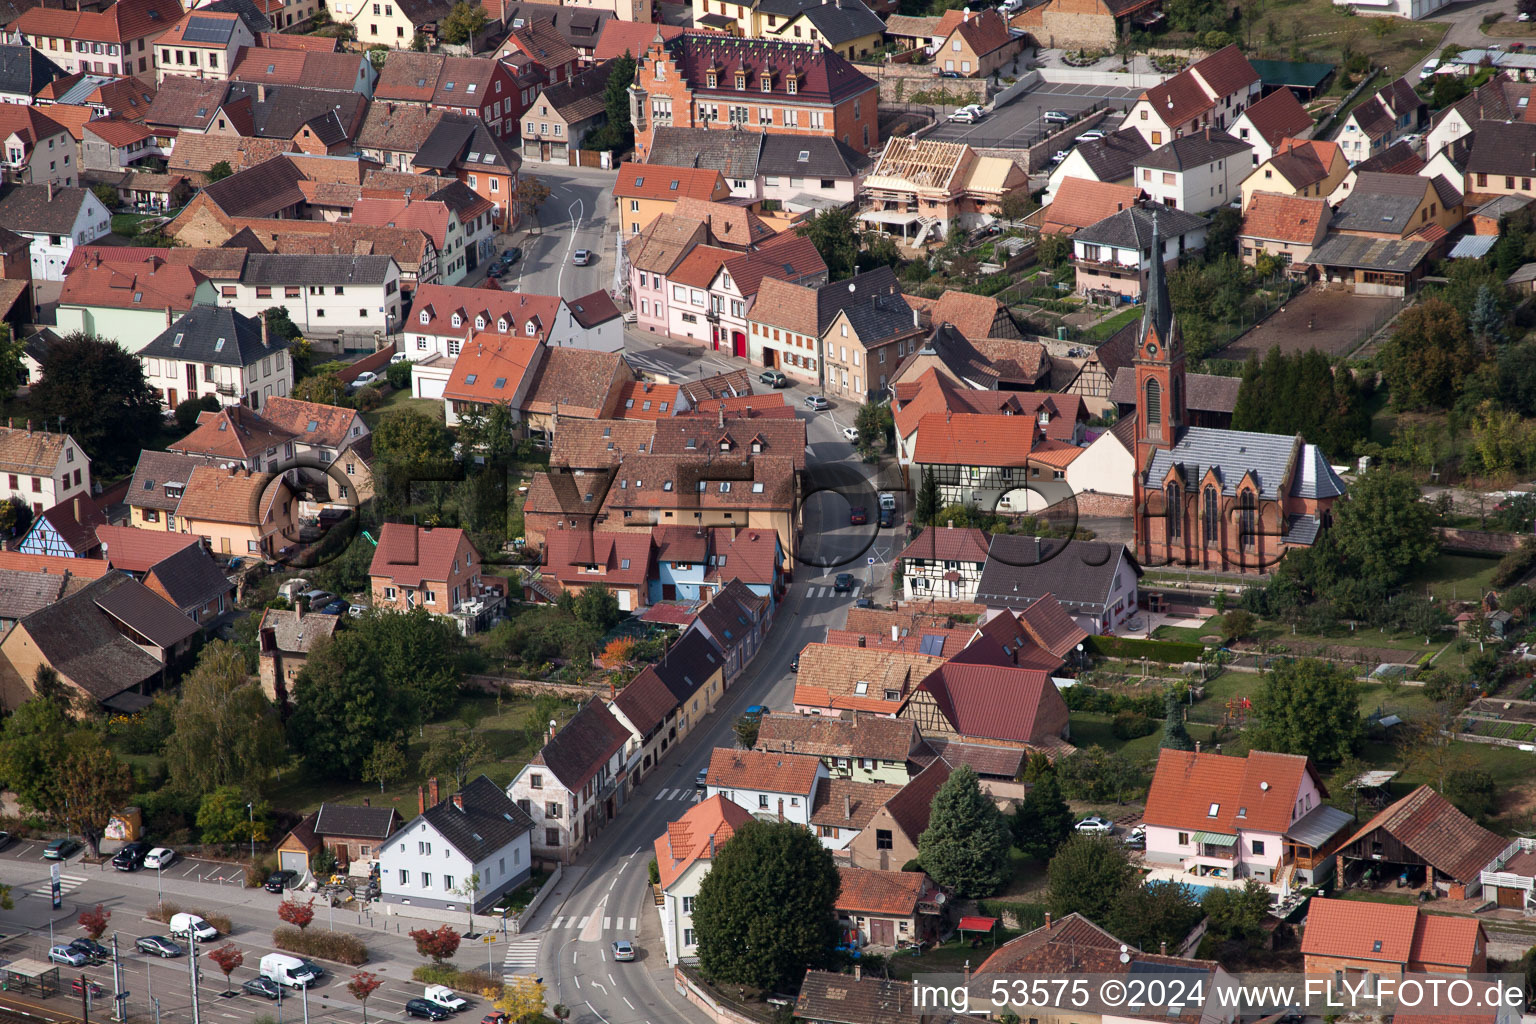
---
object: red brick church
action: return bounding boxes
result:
[1132,218,1346,574]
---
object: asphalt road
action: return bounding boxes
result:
[924,81,1141,149]
[490,163,619,301]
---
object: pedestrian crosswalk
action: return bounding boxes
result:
[652,788,702,803]
[805,583,861,599]
[546,916,638,933]
[503,935,540,974]
[30,872,86,900]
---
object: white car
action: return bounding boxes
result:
[349,371,379,390]
[842,426,859,442]
[1050,150,1069,165]
[1419,58,1440,79]
[948,104,985,123]
[389,353,409,364]
[1077,129,1105,142]
[423,985,469,1012]
[1042,109,1070,124]
[144,847,177,870]
[1075,815,1114,835]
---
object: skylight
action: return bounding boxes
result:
[173,333,184,346]
[444,81,455,90]
[307,421,318,431]
[214,337,225,352]
[620,558,631,569]
[133,292,143,302]
[1207,803,1220,817]
[493,377,506,389]
[481,154,495,163]
[669,180,679,190]
[267,63,276,73]
[465,373,478,384]
[798,150,809,161]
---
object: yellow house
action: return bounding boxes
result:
[613,161,732,236]
[687,0,883,58]
[174,464,296,559]
[328,0,452,49]
[690,0,752,34]
[1240,138,1348,212]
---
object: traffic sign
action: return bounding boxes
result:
[867,557,876,565]
[482,935,497,944]
[50,863,61,910]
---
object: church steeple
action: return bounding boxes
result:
[1132,209,1186,460]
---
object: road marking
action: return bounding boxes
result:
[624,997,636,1010]
[551,917,564,929]
[573,976,581,989]
[607,877,616,891]
[608,974,615,987]
[578,916,590,928]
[554,197,586,298]
[601,948,607,962]
[603,917,611,929]
[654,789,670,801]
[502,935,540,974]
[592,981,607,994]
[586,1000,611,1024]
[181,865,197,876]
[629,917,637,931]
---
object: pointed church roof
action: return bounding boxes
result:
[1140,208,1175,348]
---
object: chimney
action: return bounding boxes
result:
[844,793,851,820]
[1044,912,1052,931]
[363,797,370,807]
[429,776,440,806]
[549,718,558,740]
[718,403,724,429]
[947,520,953,529]
[418,786,426,815]
[166,306,173,326]
[452,793,464,811]
[262,313,270,349]
[72,496,80,522]
[1195,740,1202,754]
[857,634,865,647]
[777,797,784,821]
[1160,941,1168,955]
[854,964,862,981]
[47,180,54,202]
[708,834,715,858]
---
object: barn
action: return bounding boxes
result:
[1338,785,1507,900]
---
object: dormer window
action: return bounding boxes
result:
[498,318,508,331]
[761,71,772,92]
[475,316,486,329]
[706,72,717,88]
[525,323,536,336]
[419,311,429,324]
[787,75,797,95]
[451,313,463,327]
[734,71,746,89]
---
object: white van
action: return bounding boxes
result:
[168,913,218,942]
[260,953,322,989]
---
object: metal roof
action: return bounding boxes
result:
[1284,803,1355,848]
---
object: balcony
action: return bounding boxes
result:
[1072,251,1137,271]
[215,383,238,397]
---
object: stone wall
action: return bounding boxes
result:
[854,59,992,104]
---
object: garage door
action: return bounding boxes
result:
[280,850,308,875]
[1497,885,1525,909]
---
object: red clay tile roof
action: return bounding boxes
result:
[549,419,654,468]
[810,779,905,830]
[911,411,1037,466]
[648,417,807,469]
[175,465,280,526]
[706,747,822,795]
[882,759,950,843]
[1340,784,1506,883]
[443,332,542,406]
[720,230,826,297]
[977,913,1220,987]
[683,393,796,420]
[835,867,931,916]
[926,289,1008,342]
[83,117,154,147]
[1017,594,1088,660]
[910,659,1062,744]
[653,793,753,890]
[169,406,295,463]
[658,32,875,107]
[899,525,989,564]
[60,257,206,312]
[0,104,70,147]
[941,7,1012,57]
[1142,45,1257,128]
[594,20,692,61]
[613,161,729,202]
[369,523,476,588]
[756,714,918,762]
[0,549,113,580]
[523,347,627,419]
[704,526,779,586]
[257,396,363,451]
[96,524,200,573]
[13,0,181,44]
[1241,192,1330,244]
[612,380,681,420]
[1145,748,1321,835]
[544,529,652,588]
[1237,87,1314,148]
[411,284,563,343]
[1301,898,1485,970]
[529,698,629,793]
[668,243,735,289]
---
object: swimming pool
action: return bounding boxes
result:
[1149,879,1218,899]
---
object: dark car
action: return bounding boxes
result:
[833,573,854,593]
[318,600,348,615]
[265,870,298,893]
[939,70,962,78]
[0,831,11,850]
[878,509,893,529]
[72,978,105,999]
[500,247,521,266]
[855,597,873,609]
[243,978,282,1001]
[789,656,799,672]
[848,506,867,525]
[69,939,110,964]
[406,998,453,1020]
[485,263,506,278]
[758,370,788,388]
[135,936,183,958]
[113,841,150,871]
[43,838,81,860]
[695,768,708,790]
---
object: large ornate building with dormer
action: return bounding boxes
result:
[1131,217,1346,574]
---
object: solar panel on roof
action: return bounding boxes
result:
[182,14,235,43]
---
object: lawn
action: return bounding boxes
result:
[1083,306,1143,343]
[1152,612,1454,656]
[1411,553,1501,603]
[363,388,443,428]
[1069,711,1220,758]
[261,690,576,814]
[1229,0,1440,88]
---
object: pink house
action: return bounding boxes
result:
[1142,748,1355,889]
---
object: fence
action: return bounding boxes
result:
[509,864,562,935]
[673,966,775,1024]
[1208,273,1304,355]
[464,674,605,699]
[1313,67,1382,140]
[1341,292,1409,358]
[1036,66,1166,88]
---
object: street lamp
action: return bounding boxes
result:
[156,861,163,904]
[246,803,255,865]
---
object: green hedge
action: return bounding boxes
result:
[271,926,367,966]
[1086,635,1205,663]
[974,900,1047,931]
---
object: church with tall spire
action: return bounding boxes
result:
[1130,213,1347,574]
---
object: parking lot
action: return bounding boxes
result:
[926,81,1143,149]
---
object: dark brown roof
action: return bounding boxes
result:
[1342,784,1506,883]
[127,449,204,512]
[796,971,914,1024]
[1467,119,1536,178]
[612,664,677,735]
[550,420,654,468]
[882,758,950,843]
[530,698,629,793]
[522,347,627,418]
[809,778,904,830]
[144,543,234,612]
[313,803,402,840]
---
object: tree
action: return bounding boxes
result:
[174,393,220,431]
[1202,879,1272,950]
[797,207,859,280]
[196,786,272,846]
[1055,745,1143,803]
[58,747,133,858]
[0,495,32,540]
[439,0,487,45]
[512,175,552,229]
[373,408,455,465]
[78,904,110,940]
[90,183,120,210]
[1378,298,1474,410]
[0,697,71,814]
[208,945,244,996]
[164,641,287,798]
[1159,688,1196,752]
[575,584,622,630]
[292,371,348,407]
[733,713,760,749]
[29,332,164,475]
[207,160,233,182]
[692,820,840,991]
[1035,233,1070,268]
[1047,833,1138,923]
[918,765,1011,897]
[452,872,481,933]
[348,971,384,1024]
[1107,879,1203,953]
[278,897,316,931]
[1230,347,1369,458]
[496,976,546,1023]
[1204,207,1242,260]
[0,322,22,416]
[1329,468,1437,588]
[362,741,407,794]
[854,402,893,454]
[1250,658,1361,763]
[1000,191,1035,224]
[420,728,486,792]
[1330,753,1370,818]
[584,50,637,151]
[410,924,462,964]
[1011,770,1073,860]
[916,466,939,527]
[31,664,70,712]
[1221,608,1256,644]
[290,636,407,779]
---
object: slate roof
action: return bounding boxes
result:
[646,126,765,180]
[1109,369,1242,414]
[569,289,623,330]
[1070,127,1151,183]
[1341,784,1506,883]
[797,971,915,1024]
[240,253,394,286]
[1074,202,1207,249]
[1466,119,1536,178]
[257,605,338,653]
[648,625,725,702]
[409,774,535,863]
[763,0,885,46]
[19,573,195,701]
[413,112,520,175]
[1332,171,1432,235]
[313,804,401,840]
[140,306,289,367]
[659,32,875,106]
[1135,129,1250,172]
[0,566,67,623]
[975,536,1136,616]
[497,1,611,52]
[0,43,63,96]
[143,542,233,611]
[534,58,614,124]
[758,133,867,178]
[530,699,630,793]
[1145,425,1344,499]
[1471,193,1533,221]
[1306,233,1431,273]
